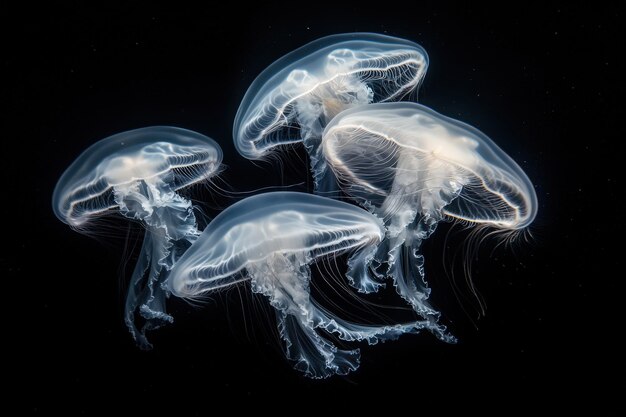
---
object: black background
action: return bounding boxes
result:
[5,2,625,414]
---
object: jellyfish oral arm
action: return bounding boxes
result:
[294,74,374,129]
[113,176,199,241]
[244,251,356,378]
[345,238,386,293]
[247,246,447,378]
[113,175,200,349]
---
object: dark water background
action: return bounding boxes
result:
[4,3,624,413]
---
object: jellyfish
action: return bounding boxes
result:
[319,102,537,321]
[167,191,441,378]
[52,126,223,349]
[233,33,428,189]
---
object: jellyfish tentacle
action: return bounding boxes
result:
[309,299,431,344]
[307,139,342,199]
[345,239,386,293]
[388,243,456,343]
[138,181,199,319]
[122,228,175,350]
[382,216,457,343]
[365,150,463,342]
[278,312,360,379]
[247,248,439,377]
[379,188,435,312]
[167,192,435,377]
[248,252,360,378]
[124,232,153,350]
[115,178,199,349]
[300,75,373,195]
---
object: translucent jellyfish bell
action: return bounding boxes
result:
[53,126,223,349]
[168,192,440,378]
[320,102,537,317]
[233,33,428,180]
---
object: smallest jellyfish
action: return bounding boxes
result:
[168,192,431,378]
[52,126,223,349]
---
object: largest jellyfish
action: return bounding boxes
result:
[233,33,428,189]
[319,102,538,321]
[52,126,223,349]
[168,192,440,378]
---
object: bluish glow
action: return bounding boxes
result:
[52,126,223,349]
[319,102,537,319]
[168,191,437,378]
[233,33,428,167]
